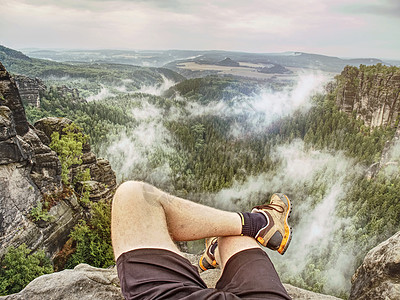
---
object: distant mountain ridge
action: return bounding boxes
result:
[19,46,392,73]
[0,44,185,93]
[0,45,31,61]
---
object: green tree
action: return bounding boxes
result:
[49,123,88,185]
[0,244,53,295]
[65,200,114,269]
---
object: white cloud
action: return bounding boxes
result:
[0,0,399,59]
[214,139,364,295]
[138,75,176,96]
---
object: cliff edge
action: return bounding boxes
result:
[0,62,116,259]
[335,64,400,128]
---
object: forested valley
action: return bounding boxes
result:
[1,45,400,298]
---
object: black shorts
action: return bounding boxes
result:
[116,248,291,300]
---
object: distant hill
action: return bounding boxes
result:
[215,57,240,67]
[0,45,31,61]
[164,50,386,74]
[258,64,292,74]
[0,45,185,88]
[20,47,390,74]
[22,48,203,68]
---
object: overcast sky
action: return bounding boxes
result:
[0,0,399,59]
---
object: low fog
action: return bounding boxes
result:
[215,140,363,294]
[98,71,364,295]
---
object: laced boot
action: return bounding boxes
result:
[198,237,219,271]
[252,193,292,255]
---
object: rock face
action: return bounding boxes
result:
[34,117,117,202]
[335,64,400,128]
[366,121,400,178]
[0,264,123,300]
[14,75,46,107]
[0,62,29,135]
[350,231,400,300]
[0,62,116,260]
[0,61,63,258]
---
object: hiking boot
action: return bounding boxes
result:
[252,193,292,255]
[198,237,219,271]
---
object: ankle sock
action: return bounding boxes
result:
[238,212,268,238]
[209,240,218,256]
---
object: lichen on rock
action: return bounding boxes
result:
[350,231,400,300]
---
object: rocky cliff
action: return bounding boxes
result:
[0,61,116,259]
[350,231,400,300]
[335,64,400,128]
[14,75,46,107]
[366,121,400,178]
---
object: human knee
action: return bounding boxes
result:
[113,180,145,207]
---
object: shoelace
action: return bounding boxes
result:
[253,203,284,213]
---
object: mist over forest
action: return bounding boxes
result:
[1,45,400,298]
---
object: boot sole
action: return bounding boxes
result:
[198,238,218,271]
[276,193,292,255]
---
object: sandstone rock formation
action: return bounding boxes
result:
[0,62,29,135]
[350,231,400,300]
[366,121,400,178]
[0,260,342,300]
[0,62,116,260]
[14,75,46,108]
[335,64,400,128]
[34,117,117,202]
[0,61,62,258]
[0,264,123,300]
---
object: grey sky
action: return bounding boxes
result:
[0,0,399,59]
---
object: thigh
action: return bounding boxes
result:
[111,181,180,260]
[216,248,292,300]
[117,248,240,300]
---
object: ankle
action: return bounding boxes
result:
[238,212,268,238]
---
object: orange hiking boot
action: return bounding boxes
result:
[252,193,292,255]
[198,237,219,271]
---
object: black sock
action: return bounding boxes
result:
[209,241,218,256]
[238,212,268,238]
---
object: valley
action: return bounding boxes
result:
[1,44,400,299]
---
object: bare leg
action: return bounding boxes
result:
[216,236,260,269]
[111,181,242,260]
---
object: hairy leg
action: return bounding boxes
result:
[215,236,259,269]
[111,181,242,260]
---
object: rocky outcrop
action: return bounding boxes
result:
[54,85,83,103]
[0,62,116,260]
[258,63,293,74]
[0,62,73,258]
[14,75,46,107]
[350,231,400,300]
[0,62,29,135]
[284,285,341,300]
[0,62,61,194]
[0,264,123,300]
[335,64,400,128]
[34,117,117,202]
[366,121,400,178]
[0,258,342,300]
[216,57,240,67]
[22,126,62,194]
